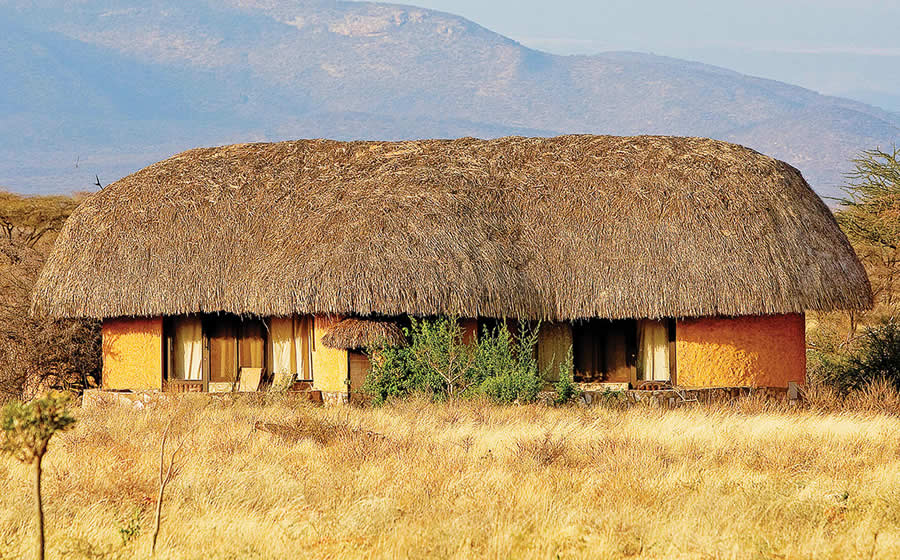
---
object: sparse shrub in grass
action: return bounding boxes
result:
[365,317,547,404]
[117,510,142,547]
[594,389,629,409]
[1,391,76,560]
[845,377,900,414]
[514,431,569,466]
[552,347,580,405]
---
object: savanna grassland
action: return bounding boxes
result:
[1,396,900,560]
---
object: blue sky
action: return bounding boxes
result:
[391,0,900,111]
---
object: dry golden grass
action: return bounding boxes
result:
[2,396,900,559]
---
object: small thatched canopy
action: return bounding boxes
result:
[321,318,406,350]
[33,135,871,320]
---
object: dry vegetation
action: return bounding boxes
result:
[0,396,899,559]
[0,191,100,400]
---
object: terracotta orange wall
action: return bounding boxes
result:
[102,317,163,390]
[676,313,805,388]
[312,315,349,393]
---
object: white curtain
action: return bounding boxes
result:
[173,318,202,381]
[638,320,670,381]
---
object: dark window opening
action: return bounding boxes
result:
[571,319,676,385]
[572,319,638,383]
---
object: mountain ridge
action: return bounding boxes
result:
[1,0,898,198]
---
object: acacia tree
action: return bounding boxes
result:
[0,192,78,255]
[835,147,900,327]
[1,392,77,560]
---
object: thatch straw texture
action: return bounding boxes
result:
[321,318,406,350]
[33,135,871,320]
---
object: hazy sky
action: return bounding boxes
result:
[392,0,900,111]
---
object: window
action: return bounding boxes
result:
[164,314,269,391]
[167,317,202,382]
[637,319,671,382]
[571,319,676,384]
[207,317,238,384]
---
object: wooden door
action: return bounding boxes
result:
[348,350,371,404]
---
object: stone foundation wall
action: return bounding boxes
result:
[577,385,797,408]
[83,385,799,410]
[322,391,350,407]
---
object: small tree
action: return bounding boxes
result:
[0,392,76,560]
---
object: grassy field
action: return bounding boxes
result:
[1,396,899,559]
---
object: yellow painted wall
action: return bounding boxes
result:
[538,322,573,381]
[676,314,806,388]
[313,315,349,393]
[102,317,163,390]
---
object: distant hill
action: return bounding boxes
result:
[1,0,898,198]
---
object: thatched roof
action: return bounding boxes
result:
[33,135,871,320]
[321,318,406,350]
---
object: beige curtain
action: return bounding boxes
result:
[239,322,265,368]
[208,320,238,383]
[173,318,202,381]
[638,320,670,381]
[269,316,315,379]
[293,316,314,380]
[270,317,294,374]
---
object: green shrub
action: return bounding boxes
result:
[364,317,470,404]
[845,321,900,390]
[365,317,547,405]
[471,321,543,403]
[363,339,419,405]
[594,389,629,409]
[810,320,900,394]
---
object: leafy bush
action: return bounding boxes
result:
[364,317,469,405]
[365,317,550,405]
[810,320,900,395]
[471,321,543,403]
[845,321,900,389]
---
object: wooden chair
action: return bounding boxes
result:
[238,367,264,392]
